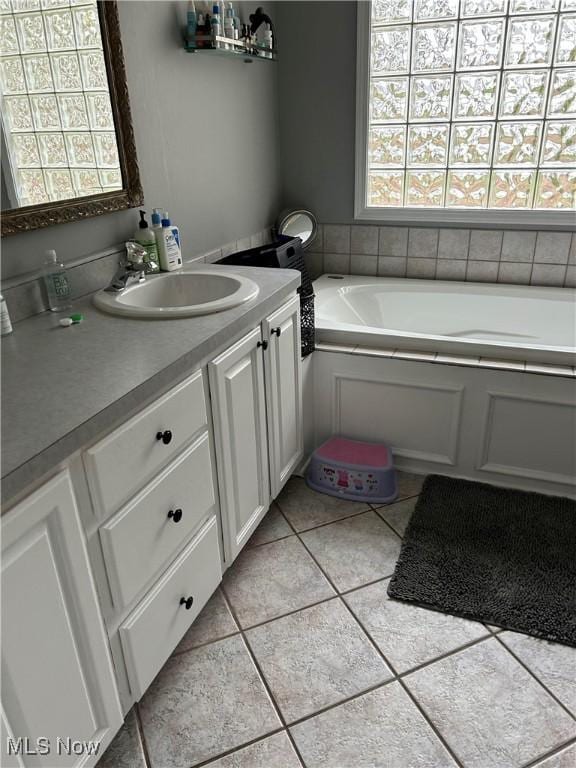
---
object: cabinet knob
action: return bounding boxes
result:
[180,596,194,610]
[257,340,268,350]
[168,508,183,523]
[271,327,281,337]
[156,429,173,445]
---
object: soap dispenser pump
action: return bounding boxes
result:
[135,210,160,272]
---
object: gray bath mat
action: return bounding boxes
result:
[388,475,576,647]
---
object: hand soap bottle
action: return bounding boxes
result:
[135,210,160,272]
[157,212,183,271]
[42,249,72,312]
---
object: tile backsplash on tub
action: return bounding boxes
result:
[306,225,576,289]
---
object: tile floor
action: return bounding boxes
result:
[98,473,576,768]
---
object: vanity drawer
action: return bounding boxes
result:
[119,516,221,701]
[85,369,207,517]
[100,430,216,610]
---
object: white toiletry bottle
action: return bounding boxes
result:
[151,207,163,241]
[157,212,183,272]
[42,249,72,312]
[135,210,160,272]
[224,3,234,47]
[263,22,273,58]
[211,4,221,47]
[186,0,197,50]
[1,294,13,335]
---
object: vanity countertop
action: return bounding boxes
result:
[1,264,301,507]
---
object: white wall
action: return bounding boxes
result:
[2,1,281,281]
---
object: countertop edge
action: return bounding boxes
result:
[2,273,300,510]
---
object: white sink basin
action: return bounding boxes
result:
[93,269,259,318]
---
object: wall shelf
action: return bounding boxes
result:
[185,35,276,63]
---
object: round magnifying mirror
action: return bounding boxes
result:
[277,208,317,249]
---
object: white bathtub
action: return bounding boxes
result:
[314,275,576,366]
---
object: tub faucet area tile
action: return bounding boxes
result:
[99,473,576,768]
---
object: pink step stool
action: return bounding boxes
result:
[306,436,398,504]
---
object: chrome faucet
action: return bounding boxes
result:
[105,241,153,293]
[104,260,147,293]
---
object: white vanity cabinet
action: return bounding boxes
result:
[1,471,122,768]
[0,289,303,753]
[263,295,303,498]
[210,296,302,562]
[209,326,271,563]
[86,369,222,706]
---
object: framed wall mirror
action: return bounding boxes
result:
[0,0,143,236]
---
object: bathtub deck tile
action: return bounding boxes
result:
[352,345,396,358]
[315,342,357,354]
[434,353,480,367]
[479,357,527,371]
[525,362,574,377]
[393,349,437,362]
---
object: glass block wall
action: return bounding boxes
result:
[367,0,576,210]
[0,0,121,207]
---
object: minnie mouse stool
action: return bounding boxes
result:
[306,436,398,504]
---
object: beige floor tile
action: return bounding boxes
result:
[300,511,402,592]
[203,732,301,768]
[404,638,576,768]
[375,496,417,537]
[139,635,281,768]
[223,537,335,628]
[345,578,489,673]
[97,709,146,768]
[173,588,238,654]
[290,682,456,768]
[246,599,392,722]
[532,743,576,768]
[501,632,576,715]
[276,477,369,532]
[248,503,293,547]
[397,471,425,500]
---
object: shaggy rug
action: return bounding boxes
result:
[388,474,576,647]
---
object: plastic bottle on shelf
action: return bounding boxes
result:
[224,2,234,47]
[186,0,196,49]
[211,4,221,47]
[263,22,273,58]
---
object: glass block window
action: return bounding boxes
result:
[366,0,576,211]
[0,0,121,207]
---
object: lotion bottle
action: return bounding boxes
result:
[157,212,183,272]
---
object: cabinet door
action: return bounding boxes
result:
[264,296,303,498]
[209,327,270,564]
[1,471,122,768]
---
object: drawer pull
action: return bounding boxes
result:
[180,596,194,610]
[156,430,173,445]
[271,327,281,337]
[167,508,183,523]
[257,340,268,350]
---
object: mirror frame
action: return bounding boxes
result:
[1,1,143,237]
